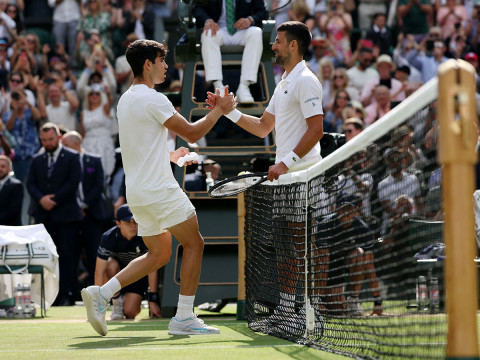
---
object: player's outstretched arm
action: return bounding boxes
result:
[164,87,236,143]
[206,92,275,138]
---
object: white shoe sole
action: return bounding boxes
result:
[81,288,108,336]
[168,328,220,335]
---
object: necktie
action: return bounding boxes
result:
[47,153,54,178]
[225,0,236,35]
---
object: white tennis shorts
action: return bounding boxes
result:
[129,187,196,237]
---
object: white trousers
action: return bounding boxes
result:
[200,26,263,83]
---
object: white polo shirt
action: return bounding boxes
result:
[117,84,178,206]
[265,60,323,171]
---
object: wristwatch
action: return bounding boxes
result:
[248,16,254,25]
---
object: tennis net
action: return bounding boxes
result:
[244,78,449,359]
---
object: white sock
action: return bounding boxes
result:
[100,277,121,302]
[175,294,195,320]
[213,80,224,90]
[279,292,295,309]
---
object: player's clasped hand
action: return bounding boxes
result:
[267,162,288,181]
[206,85,237,112]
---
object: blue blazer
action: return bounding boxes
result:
[82,152,110,221]
[193,0,268,29]
[0,176,23,225]
[27,147,83,223]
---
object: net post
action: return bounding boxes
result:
[237,192,246,320]
[438,59,480,360]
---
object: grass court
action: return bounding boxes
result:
[0,304,350,360]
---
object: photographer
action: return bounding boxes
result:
[405,35,448,83]
[436,0,468,40]
[37,79,79,132]
[76,43,116,104]
[2,89,41,181]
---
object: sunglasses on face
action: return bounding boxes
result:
[10,79,21,83]
[343,129,353,134]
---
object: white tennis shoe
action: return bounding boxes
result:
[110,294,125,321]
[81,286,109,336]
[168,314,220,335]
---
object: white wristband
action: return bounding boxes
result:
[281,151,300,169]
[225,109,242,123]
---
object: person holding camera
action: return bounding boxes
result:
[436,0,468,40]
[397,0,432,43]
[76,42,117,104]
[319,0,353,65]
[2,88,41,181]
[405,36,448,83]
[79,83,115,180]
[76,0,112,64]
[37,80,80,132]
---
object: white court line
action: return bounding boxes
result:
[0,344,304,353]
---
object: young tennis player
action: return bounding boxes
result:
[81,39,236,336]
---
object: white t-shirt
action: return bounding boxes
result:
[117,84,178,206]
[346,66,379,94]
[265,60,323,171]
[115,55,133,95]
[378,172,421,206]
[47,101,77,131]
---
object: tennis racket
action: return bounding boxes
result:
[208,172,268,198]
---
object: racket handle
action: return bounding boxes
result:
[177,152,199,167]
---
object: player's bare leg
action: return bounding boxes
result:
[167,215,220,335]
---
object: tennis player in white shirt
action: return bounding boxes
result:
[207,21,324,181]
[81,39,236,336]
[207,21,324,332]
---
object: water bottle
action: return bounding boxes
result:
[21,283,33,318]
[429,277,440,314]
[14,284,24,318]
[205,172,214,191]
[416,276,428,311]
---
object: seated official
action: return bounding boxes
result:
[95,204,162,320]
[193,0,268,103]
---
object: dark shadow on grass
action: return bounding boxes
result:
[70,336,158,349]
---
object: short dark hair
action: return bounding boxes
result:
[277,21,311,56]
[126,39,167,78]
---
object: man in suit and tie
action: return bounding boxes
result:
[26,122,83,306]
[193,0,268,103]
[0,155,23,225]
[62,131,111,286]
